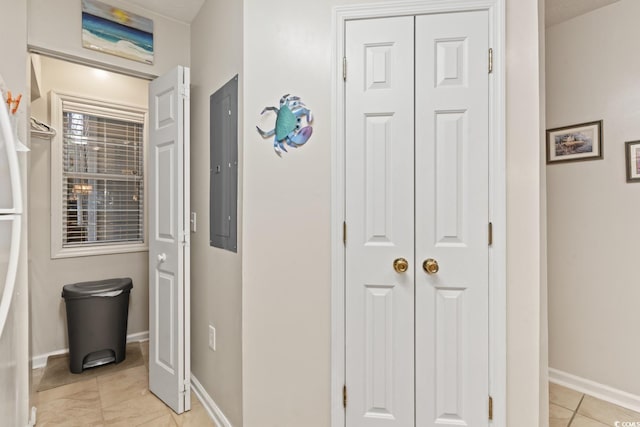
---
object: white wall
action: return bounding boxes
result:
[505,0,544,424]
[190,1,243,425]
[241,0,544,426]
[29,55,150,357]
[28,0,190,78]
[546,0,640,395]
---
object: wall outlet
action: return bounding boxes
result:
[208,325,216,351]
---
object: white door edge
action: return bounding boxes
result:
[330,1,506,426]
[182,66,192,413]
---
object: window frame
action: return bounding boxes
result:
[50,91,149,259]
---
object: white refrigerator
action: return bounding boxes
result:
[0,87,29,425]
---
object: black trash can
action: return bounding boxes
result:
[61,277,133,374]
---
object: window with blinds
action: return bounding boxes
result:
[51,91,147,258]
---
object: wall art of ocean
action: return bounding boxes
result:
[82,12,153,64]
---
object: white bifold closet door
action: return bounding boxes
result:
[345,10,490,427]
[148,65,191,415]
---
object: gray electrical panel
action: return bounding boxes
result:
[210,75,238,252]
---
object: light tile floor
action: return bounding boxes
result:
[33,357,640,426]
[550,382,640,427]
[32,341,216,427]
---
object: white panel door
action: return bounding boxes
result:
[345,10,489,427]
[345,16,415,427]
[415,11,489,426]
[149,65,191,414]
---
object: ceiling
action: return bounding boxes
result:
[122,0,205,24]
[545,0,620,27]
[121,0,619,28]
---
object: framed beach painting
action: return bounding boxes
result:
[546,120,603,164]
[625,140,640,182]
[81,0,154,65]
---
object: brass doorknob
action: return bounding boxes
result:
[423,258,439,274]
[393,258,409,273]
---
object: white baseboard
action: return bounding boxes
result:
[31,349,67,370]
[191,374,233,427]
[126,331,149,343]
[32,331,149,369]
[549,367,640,413]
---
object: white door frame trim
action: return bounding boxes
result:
[330,1,506,426]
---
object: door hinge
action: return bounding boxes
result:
[343,385,347,408]
[488,48,493,74]
[343,57,347,81]
[182,230,190,246]
[343,221,347,246]
[489,395,493,420]
[180,83,190,99]
[181,381,190,395]
[488,222,493,246]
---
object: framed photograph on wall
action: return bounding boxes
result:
[546,120,603,164]
[625,140,640,182]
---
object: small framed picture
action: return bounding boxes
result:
[625,140,640,182]
[546,120,603,164]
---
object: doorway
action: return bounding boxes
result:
[29,54,151,370]
[29,54,191,417]
[331,2,506,426]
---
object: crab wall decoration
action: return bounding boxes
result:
[256,94,313,156]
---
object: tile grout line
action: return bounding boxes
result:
[567,394,585,427]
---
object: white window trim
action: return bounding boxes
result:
[50,90,149,259]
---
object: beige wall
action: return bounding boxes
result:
[243,0,345,424]
[28,0,190,78]
[241,0,544,426]
[29,56,150,357]
[546,0,640,395]
[189,1,243,425]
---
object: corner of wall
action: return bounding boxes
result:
[188,1,244,425]
[505,0,544,424]
[538,1,550,426]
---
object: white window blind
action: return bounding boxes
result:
[50,91,148,258]
[62,110,144,247]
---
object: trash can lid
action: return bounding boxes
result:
[62,277,133,299]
